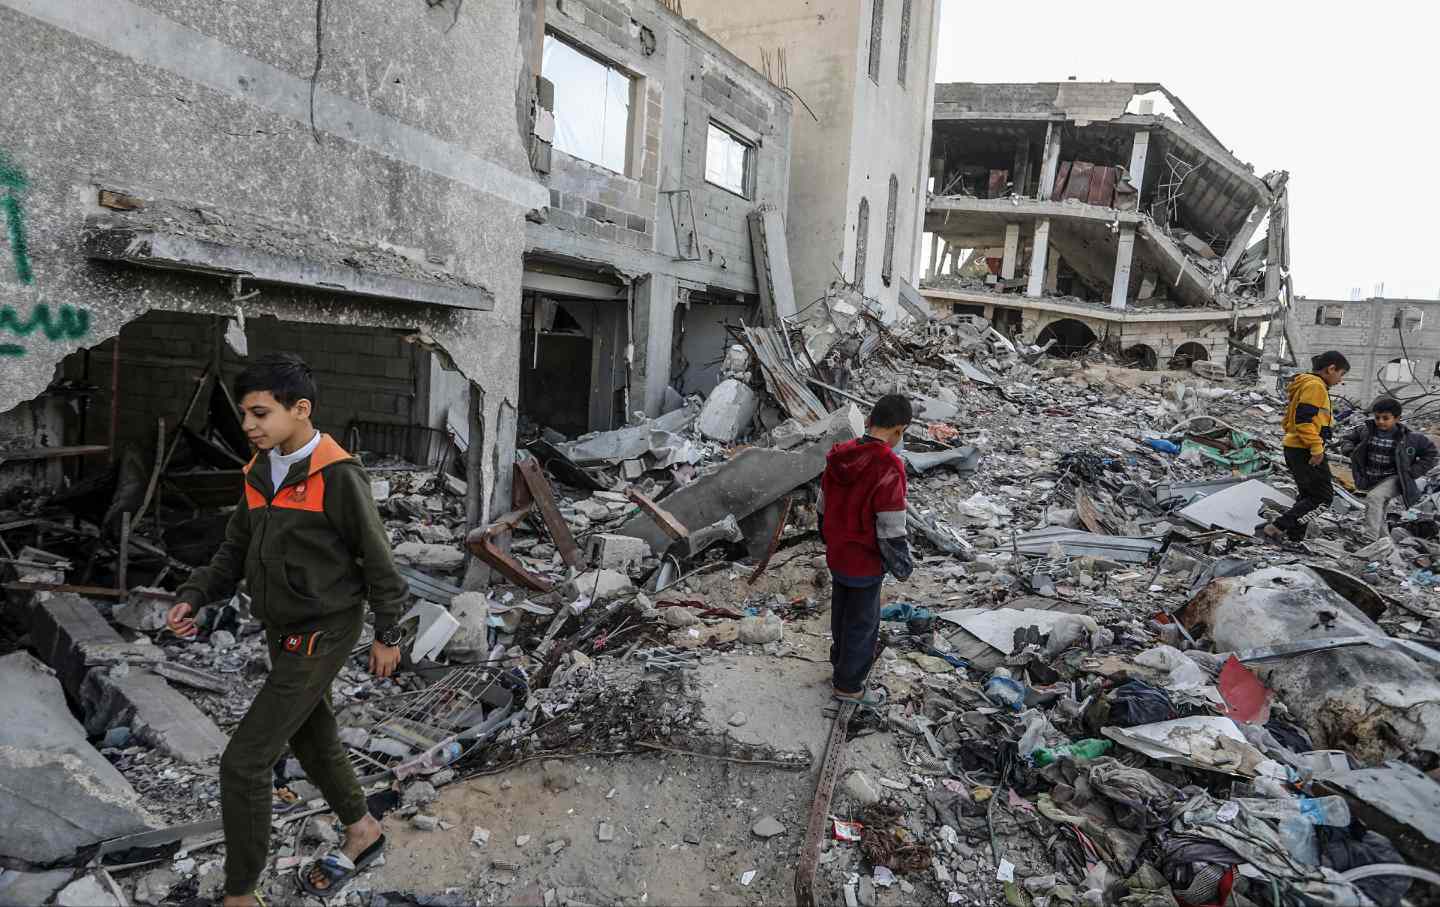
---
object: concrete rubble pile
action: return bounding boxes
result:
[3,308,1440,906]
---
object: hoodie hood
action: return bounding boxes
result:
[1288,372,1325,396]
[825,436,898,486]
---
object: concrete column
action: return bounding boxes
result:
[634,273,677,417]
[1037,122,1063,199]
[1001,224,1021,280]
[927,233,940,279]
[1026,218,1051,297]
[1045,250,1060,293]
[1127,130,1151,193]
[1111,225,1136,310]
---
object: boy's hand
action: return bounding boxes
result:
[166,602,198,638]
[370,640,401,678]
[1309,451,1325,466]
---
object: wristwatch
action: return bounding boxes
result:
[376,625,404,648]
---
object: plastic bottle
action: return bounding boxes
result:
[1033,739,1113,766]
[1144,438,1181,455]
[1234,796,1351,827]
[417,740,463,771]
[1278,816,1318,865]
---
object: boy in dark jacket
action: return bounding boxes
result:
[1264,351,1348,542]
[1340,396,1438,539]
[166,354,409,904]
[819,394,913,706]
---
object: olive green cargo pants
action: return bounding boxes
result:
[221,614,368,897]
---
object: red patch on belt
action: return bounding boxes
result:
[284,634,302,653]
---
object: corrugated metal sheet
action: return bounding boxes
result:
[742,326,829,424]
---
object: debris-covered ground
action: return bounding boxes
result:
[3,313,1440,906]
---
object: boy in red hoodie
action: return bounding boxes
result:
[819,394,914,705]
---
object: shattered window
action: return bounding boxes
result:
[882,174,899,286]
[897,0,912,86]
[1314,305,1342,327]
[704,123,752,198]
[543,33,633,174]
[868,0,883,83]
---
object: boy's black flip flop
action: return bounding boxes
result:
[296,834,386,899]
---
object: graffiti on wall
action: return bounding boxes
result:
[0,150,32,286]
[0,151,93,358]
[1,305,93,358]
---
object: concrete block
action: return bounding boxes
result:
[29,593,159,698]
[0,653,156,863]
[443,592,491,662]
[567,569,633,601]
[586,533,651,571]
[617,404,863,551]
[696,378,758,443]
[82,666,228,763]
[394,541,466,573]
[0,868,74,907]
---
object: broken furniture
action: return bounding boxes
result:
[466,452,581,592]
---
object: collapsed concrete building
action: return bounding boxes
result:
[1292,296,1440,408]
[919,82,1290,372]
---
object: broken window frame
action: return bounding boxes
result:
[542,32,635,176]
[1313,304,1343,327]
[896,0,912,86]
[867,0,884,84]
[881,174,899,286]
[703,121,754,199]
[855,196,870,290]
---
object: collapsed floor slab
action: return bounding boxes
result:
[27,593,226,762]
[615,405,863,551]
[0,652,156,864]
[1181,565,1440,763]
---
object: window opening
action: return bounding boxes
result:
[881,175,899,286]
[542,34,633,173]
[897,0,912,85]
[704,122,753,198]
[854,197,870,289]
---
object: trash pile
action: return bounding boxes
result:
[2,305,1439,906]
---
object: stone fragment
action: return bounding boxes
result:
[751,815,785,838]
[696,378,758,443]
[305,817,340,846]
[113,588,172,631]
[445,592,492,662]
[81,665,227,763]
[402,781,438,805]
[393,542,465,573]
[728,712,748,727]
[737,612,783,645]
[586,533,651,571]
[471,826,491,846]
[542,759,575,792]
[574,498,614,521]
[417,523,453,544]
[567,568,634,601]
[843,771,881,806]
[134,868,179,905]
[547,839,567,855]
[209,629,236,651]
[412,814,439,832]
[0,868,73,907]
[0,653,156,863]
[56,872,122,907]
[596,822,615,842]
[662,607,700,628]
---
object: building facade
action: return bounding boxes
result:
[522,0,793,428]
[919,82,1289,371]
[1292,297,1440,407]
[687,0,943,320]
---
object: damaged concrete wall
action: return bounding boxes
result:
[690,0,941,321]
[0,0,547,516]
[1292,297,1440,406]
[526,0,793,417]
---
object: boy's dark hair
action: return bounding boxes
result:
[234,353,317,408]
[1311,350,1350,373]
[868,394,914,429]
[1372,396,1403,417]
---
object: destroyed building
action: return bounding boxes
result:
[523,0,794,428]
[1292,296,1440,408]
[920,82,1289,372]
[689,0,943,320]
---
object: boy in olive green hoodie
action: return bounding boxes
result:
[167,354,409,904]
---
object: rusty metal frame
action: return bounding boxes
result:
[625,487,689,542]
[465,507,553,592]
[515,456,582,569]
[795,699,856,907]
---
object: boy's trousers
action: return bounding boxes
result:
[1273,447,1334,541]
[1364,475,1403,540]
[830,580,882,694]
[221,613,369,897]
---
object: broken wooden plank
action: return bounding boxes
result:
[516,456,582,569]
[624,488,689,542]
[465,508,554,592]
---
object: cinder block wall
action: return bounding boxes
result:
[68,311,422,461]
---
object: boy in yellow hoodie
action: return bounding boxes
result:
[1263,351,1349,542]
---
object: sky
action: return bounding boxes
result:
[932,0,1440,302]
